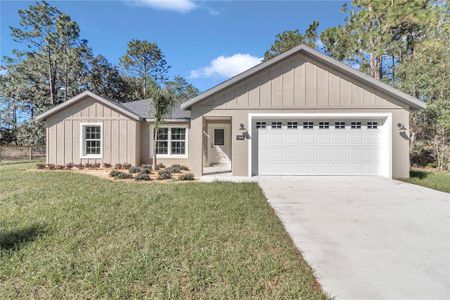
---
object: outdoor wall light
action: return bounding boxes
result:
[397,123,407,131]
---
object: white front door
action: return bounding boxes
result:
[208,124,231,166]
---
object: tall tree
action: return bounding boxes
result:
[120,39,169,99]
[264,21,319,61]
[165,76,200,102]
[149,88,176,170]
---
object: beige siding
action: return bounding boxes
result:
[46,96,140,165]
[196,54,406,110]
[189,53,412,179]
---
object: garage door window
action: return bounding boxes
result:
[335,121,346,129]
[256,122,266,129]
[287,121,298,129]
[271,122,282,129]
[303,122,314,129]
[367,121,378,129]
[319,122,330,129]
[351,122,362,129]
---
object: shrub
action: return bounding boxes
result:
[123,163,132,170]
[141,165,152,174]
[135,173,150,181]
[85,163,93,169]
[158,169,172,180]
[55,165,65,170]
[180,165,189,171]
[114,172,133,180]
[103,162,112,168]
[128,166,142,174]
[65,163,74,170]
[85,163,100,169]
[156,163,165,170]
[36,163,46,170]
[114,163,123,170]
[74,163,84,170]
[109,170,122,178]
[46,164,55,170]
[168,165,183,174]
[178,173,195,181]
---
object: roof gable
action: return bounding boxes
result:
[181,44,425,110]
[36,91,143,121]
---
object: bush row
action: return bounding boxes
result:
[109,169,194,181]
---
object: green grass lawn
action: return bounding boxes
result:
[0,162,326,299]
[401,169,450,193]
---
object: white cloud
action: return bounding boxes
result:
[190,53,262,79]
[128,0,196,13]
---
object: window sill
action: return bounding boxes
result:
[156,154,188,159]
[80,155,102,159]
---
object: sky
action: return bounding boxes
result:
[0,0,348,92]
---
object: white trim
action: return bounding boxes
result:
[247,112,393,178]
[181,44,425,111]
[37,91,142,121]
[149,125,189,159]
[80,122,103,159]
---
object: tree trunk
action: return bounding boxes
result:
[152,126,157,171]
[47,49,55,104]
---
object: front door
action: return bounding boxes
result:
[208,124,231,166]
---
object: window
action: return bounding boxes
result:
[303,121,314,129]
[214,129,225,145]
[154,127,187,157]
[287,121,298,129]
[335,121,346,129]
[319,122,330,129]
[81,123,102,158]
[256,122,266,129]
[351,122,362,129]
[367,121,378,129]
[271,122,282,129]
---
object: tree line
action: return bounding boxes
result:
[0,1,199,146]
[1,0,449,169]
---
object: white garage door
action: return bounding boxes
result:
[257,120,383,176]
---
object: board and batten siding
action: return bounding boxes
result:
[188,53,411,178]
[195,53,406,110]
[46,96,140,165]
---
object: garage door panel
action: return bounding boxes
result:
[257,120,383,176]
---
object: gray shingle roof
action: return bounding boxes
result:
[122,99,190,120]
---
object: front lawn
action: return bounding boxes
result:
[0,163,325,299]
[401,169,450,193]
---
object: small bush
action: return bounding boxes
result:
[55,165,65,170]
[46,164,56,170]
[103,162,112,168]
[158,169,172,180]
[85,163,100,169]
[74,163,84,170]
[166,165,181,174]
[36,163,46,170]
[109,170,122,178]
[114,163,123,170]
[156,163,165,170]
[180,165,189,171]
[141,165,152,174]
[128,166,142,174]
[135,173,151,181]
[123,163,132,170]
[178,173,195,181]
[65,163,74,170]
[114,172,133,180]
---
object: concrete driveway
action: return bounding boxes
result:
[258,176,450,300]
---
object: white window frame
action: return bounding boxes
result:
[149,126,189,159]
[80,122,103,159]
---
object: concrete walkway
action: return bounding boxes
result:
[258,176,450,300]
